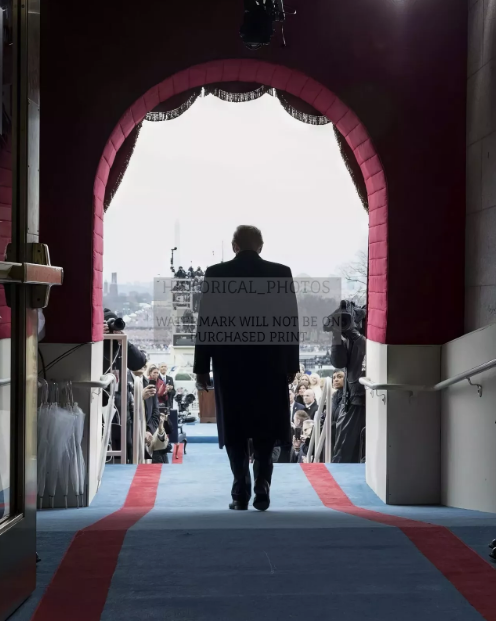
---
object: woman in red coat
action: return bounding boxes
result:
[147,365,167,406]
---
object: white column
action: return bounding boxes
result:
[366,340,441,505]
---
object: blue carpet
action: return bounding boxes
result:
[100,528,485,621]
[10,460,496,621]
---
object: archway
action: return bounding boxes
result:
[93,59,387,343]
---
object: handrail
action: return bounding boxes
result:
[360,357,496,397]
[306,376,334,464]
[103,334,128,463]
[72,374,116,389]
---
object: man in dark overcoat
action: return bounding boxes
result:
[194,225,299,511]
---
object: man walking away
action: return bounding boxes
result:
[194,225,299,511]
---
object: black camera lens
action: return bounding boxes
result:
[107,317,125,332]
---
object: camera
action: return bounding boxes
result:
[174,392,196,414]
[107,317,125,333]
[323,300,365,334]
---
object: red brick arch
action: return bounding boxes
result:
[93,59,388,343]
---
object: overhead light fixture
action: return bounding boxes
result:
[240,0,295,51]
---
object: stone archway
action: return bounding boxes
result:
[93,59,387,342]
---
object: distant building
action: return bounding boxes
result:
[109,272,118,297]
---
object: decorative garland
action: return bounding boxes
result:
[273,89,331,126]
[205,85,270,103]
[110,86,366,214]
[145,92,200,122]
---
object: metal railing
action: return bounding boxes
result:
[359,357,496,400]
[306,358,496,464]
[306,376,334,464]
[103,334,128,463]
[70,373,117,489]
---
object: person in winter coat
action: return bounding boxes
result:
[103,308,147,373]
[329,301,366,463]
[151,412,173,464]
[330,369,345,454]
[194,225,299,512]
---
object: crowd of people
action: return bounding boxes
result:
[104,290,367,468]
[271,368,350,464]
[103,308,188,464]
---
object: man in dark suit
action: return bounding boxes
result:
[289,388,305,422]
[159,363,176,408]
[303,389,319,420]
[195,225,299,511]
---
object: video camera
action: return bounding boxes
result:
[174,392,196,414]
[107,317,125,333]
[323,300,366,335]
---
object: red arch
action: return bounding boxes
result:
[93,59,388,343]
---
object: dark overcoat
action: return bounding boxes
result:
[193,250,299,448]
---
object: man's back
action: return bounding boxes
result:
[194,250,298,375]
[193,225,299,511]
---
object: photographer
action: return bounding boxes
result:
[151,412,173,464]
[131,363,161,461]
[290,410,310,462]
[104,308,147,459]
[103,308,147,373]
[297,420,315,463]
[327,300,366,463]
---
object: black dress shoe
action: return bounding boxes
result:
[229,501,248,511]
[253,494,270,511]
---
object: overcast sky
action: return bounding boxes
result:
[104,93,368,282]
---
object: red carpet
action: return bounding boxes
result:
[31,465,161,621]
[302,463,496,621]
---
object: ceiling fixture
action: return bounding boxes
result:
[240,0,296,51]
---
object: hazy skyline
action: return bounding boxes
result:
[104,93,368,282]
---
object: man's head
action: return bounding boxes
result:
[294,411,310,428]
[289,388,295,404]
[159,363,168,375]
[333,370,345,390]
[232,225,263,254]
[303,389,315,405]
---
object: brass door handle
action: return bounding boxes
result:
[2,244,64,308]
[0,261,63,285]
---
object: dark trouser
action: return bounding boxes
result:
[152,449,169,464]
[226,438,275,503]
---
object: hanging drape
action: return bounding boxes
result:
[332,125,368,213]
[145,88,202,122]
[104,122,143,211]
[104,83,369,214]
[104,89,202,211]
